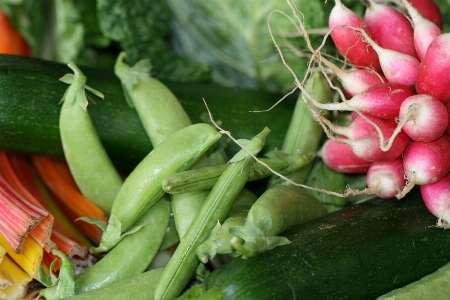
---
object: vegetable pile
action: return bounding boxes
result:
[0,0,450,299]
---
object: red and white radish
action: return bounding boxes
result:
[408,0,443,30]
[399,0,442,61]
[364,0,417,58]
[328,0,381,71]
[309,82,415,120]
[399,133,450,198]
[398,94,448,142]
[319,137,372,174]
[446,101,450,135]
[416,33,450,103]
[420,173,450,227]
[343,25,420,86]
[366,158,406,199]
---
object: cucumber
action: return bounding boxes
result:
[203,190,450,300]
[0,54,295,171]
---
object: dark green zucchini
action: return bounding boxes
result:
[203,190,450,300]
[0,54,295,171]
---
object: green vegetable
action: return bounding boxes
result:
[74,197,170,294]
[39,249,75,299]
[229,185,327,258]
[58,267,164,300]
[197,188,259,263]
[202,190,450,299]
[58,62,123,215]
[154,127,270,300]
[167,0,333,92]
[377,261,450,299]
[0,54,295,172]
[93,123,221,253]
[163,150,314,194]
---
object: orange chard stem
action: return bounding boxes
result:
[31,155,107,245]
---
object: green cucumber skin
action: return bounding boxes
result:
[0,54,294,171]
[204,190,450,300]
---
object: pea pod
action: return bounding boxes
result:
[196,188,258,263]
[59,62,123,215]
[154,127,270,300]
[93,123,221,253]
[54,267,164,300]
[163,150,314,194]
[230,185,327,258]
[114,52,192,147]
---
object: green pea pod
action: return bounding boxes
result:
[163,150,314,194]
[74,196,171,294]
[154,127,270,300]
[38,249,75,299]
[230,185,327,258]
[114,52,192,147]
[270,71,331,187]
[93,123,221,253]
[55,268,164,300]
[196,188,258,263]
[59,62,123,215]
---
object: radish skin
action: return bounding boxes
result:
[329,0,381,71]
[338,68,387,97]
[319,138,372,174]
[420,173,450,227]
[399,0,442,61]
[309,82,415,120]
[364,0,417,58]
[400,134,450,198]
[416,33,450,103]
[409,0,443,30]
[398,94,448,142]
[366,158,406,199]
[446,102,450,134]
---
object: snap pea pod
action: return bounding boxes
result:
[114,52,192,147]
[154,127,270,300]
[74,197,171,294]
[230,185,327,258]
[59,62,123,215]
[197,188,258,263]
[269,71,331,187]
[115,53,212,241]
[163,150,314,194]
[94,123,221,253]
[56,267,164,300]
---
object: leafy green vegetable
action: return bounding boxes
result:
[96,0,211,82]
[167,0,333,92]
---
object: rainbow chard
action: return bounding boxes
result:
[0,176,48,253]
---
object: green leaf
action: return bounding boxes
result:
[167,0,333,93]
[97,0,211,82]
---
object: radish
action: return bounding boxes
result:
[323,112,410,153]
[342,25,420,86]
[398,94,448,142]
[399,0,442,61]
[409,0,443,30]
[399,133,450,198]
[420,173,450,228]
[446,101,450,135]
[363,0,417,58]
[366,158,406,199]
[319,137,372,174]
[328,0,381,71]
[309,82,415,121]
[416,33,450,103]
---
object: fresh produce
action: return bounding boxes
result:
[0,11,30,56]
[58,62,123,215]
[154,128,269,300]
[201,190,450,300]
[420,173,450,227]
[229,185,327,258]
[0,55,295,171]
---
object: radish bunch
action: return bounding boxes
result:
[307,0,450,225]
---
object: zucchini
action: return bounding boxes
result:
[0,54,295,171]
[203,190,450,300]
